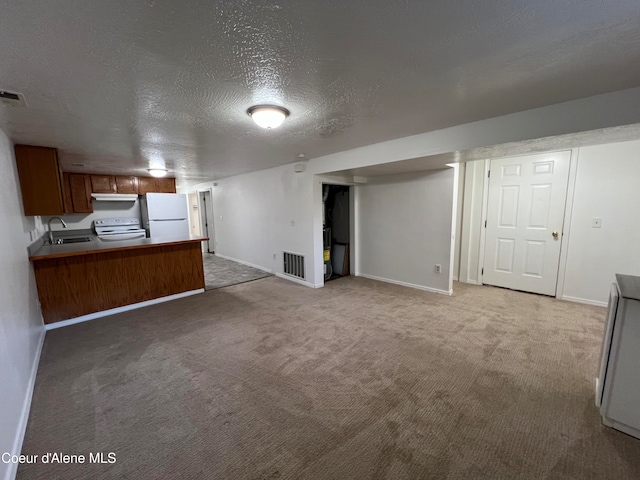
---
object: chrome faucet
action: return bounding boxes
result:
[47,217,67,244]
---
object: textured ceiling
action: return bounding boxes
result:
[1,0,639,187]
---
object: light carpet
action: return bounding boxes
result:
[18,277,640,479]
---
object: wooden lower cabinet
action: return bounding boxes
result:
[32,241,205,324]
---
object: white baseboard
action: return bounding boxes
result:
[6,327,45,480]
[274,272,318,288]
[215,253,274,274]
[356,273,452,296]
[561,295,608,308]
[45,289,205,331]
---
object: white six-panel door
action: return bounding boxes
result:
[483,151,571,296]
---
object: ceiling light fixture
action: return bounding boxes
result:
[148,168,168,178]
[247,105,290,129]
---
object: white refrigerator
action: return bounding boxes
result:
[140,193,190,239]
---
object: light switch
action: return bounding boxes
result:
[592,217,602,228]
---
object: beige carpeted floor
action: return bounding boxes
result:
[18,277,640,479]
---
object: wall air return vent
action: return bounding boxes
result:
[0,90,27,107]
[283,251,305,280]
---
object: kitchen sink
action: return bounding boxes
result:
[52,237,94,245]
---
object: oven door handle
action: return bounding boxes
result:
[98,232,146,241]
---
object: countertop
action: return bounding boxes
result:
[616,274,640,301]
[29,235,209,261]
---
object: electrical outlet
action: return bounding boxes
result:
[290,220,296,226]
[434,264,442,274]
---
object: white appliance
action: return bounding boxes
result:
[94,217,146,241]
[596,274,640,440]
[140,193,190,239]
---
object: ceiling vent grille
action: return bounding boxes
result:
[283,251,305,280]
[0,90,26,107]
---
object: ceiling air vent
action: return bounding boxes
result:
[0,90,27,107]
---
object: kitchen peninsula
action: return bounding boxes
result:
[29,236,208,325]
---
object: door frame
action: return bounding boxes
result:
[198,187,215,253]
[460,149,580,299]
[316,176,356,287]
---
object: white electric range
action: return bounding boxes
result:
[93,217,147,241]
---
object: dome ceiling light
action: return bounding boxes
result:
[247,105,290,129]
[148,168,168,178]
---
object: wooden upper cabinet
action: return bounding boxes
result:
[15,145,65,216]
[61,173,73,214]
[138,176,176,194]
[115,175,139,194]
[156,177,176,193]
[137,176,157,195]
[90,175,117,193]
[67,174,93,213]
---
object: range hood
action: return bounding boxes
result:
[91,193,139,202]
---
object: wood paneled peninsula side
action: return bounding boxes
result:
[29,236,208,325]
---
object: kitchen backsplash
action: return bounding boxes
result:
[42,199,141,231]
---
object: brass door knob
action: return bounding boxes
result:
[552,231,559,239]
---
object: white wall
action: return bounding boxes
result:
[562,140,640,304]
[42,200,141,232]
[192,163,317,284]
[0,129,45,480]
[356,169,455,294]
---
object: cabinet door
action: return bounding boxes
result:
[156,177,176,193]
[15,145,65,215]
[138,176,157,194]
[62,173,74,214]
[90,175,117,193]
[68,174,93,213]
[115,176,139,194]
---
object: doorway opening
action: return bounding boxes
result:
[322,184,352,282]
[198,189,215,254]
